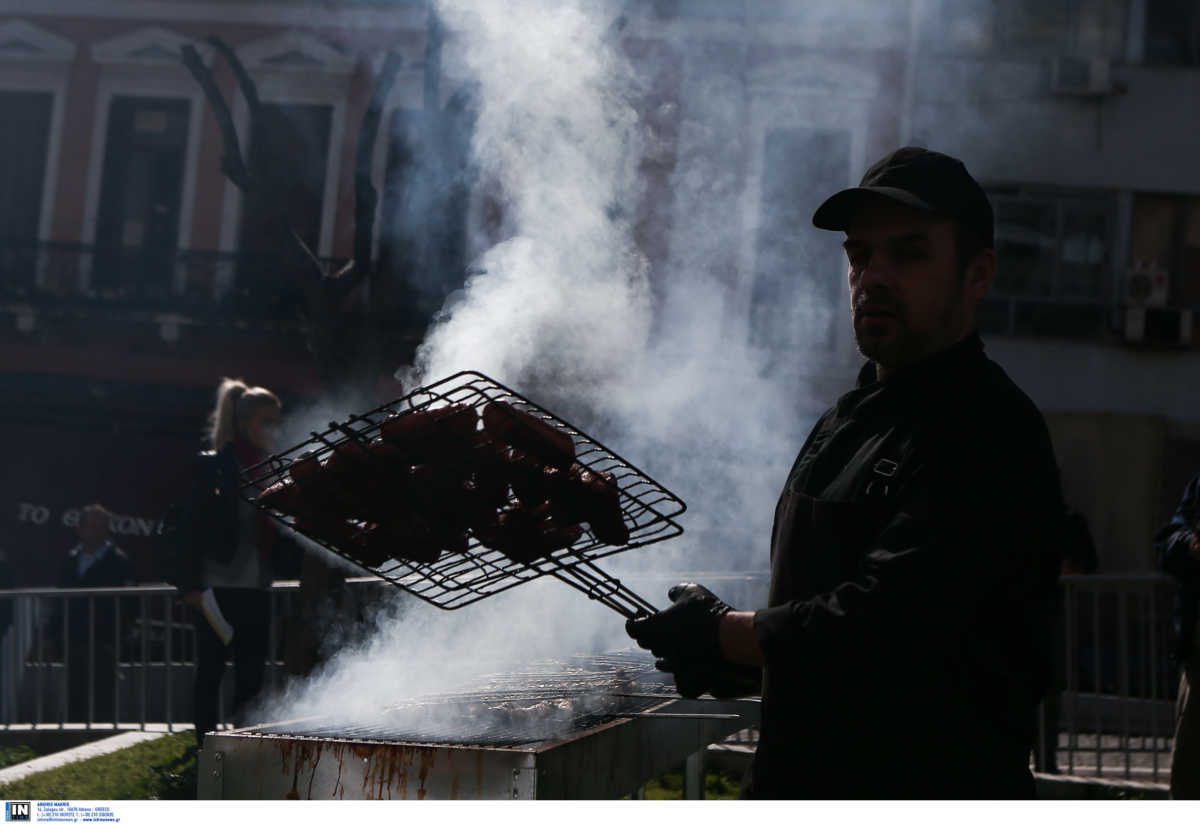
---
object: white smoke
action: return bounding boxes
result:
[257,0,835,727]
[410,0,812,571]
[414,0,653,398]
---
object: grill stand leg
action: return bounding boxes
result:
[684,750,705,800]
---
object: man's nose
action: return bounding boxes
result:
[855,257,894,291]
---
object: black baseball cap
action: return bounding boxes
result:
[812,146,994,247]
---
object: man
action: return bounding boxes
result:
[59,504,136,591]
[56,503,137,722]
[1155,473,1200,798]
[627,147,1065,799]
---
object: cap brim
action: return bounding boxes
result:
[811,186,936,231]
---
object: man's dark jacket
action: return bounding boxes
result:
[748,334,1064,799]
[1154,473,1200,669]
[58,542,136,590]
[56,540,137,650]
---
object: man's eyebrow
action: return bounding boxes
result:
[889,232,930,246]
[842,238,868,251]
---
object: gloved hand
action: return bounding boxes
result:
[655,657,762,700]
[625,582,733,666]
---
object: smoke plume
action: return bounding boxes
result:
[261,0,854,725]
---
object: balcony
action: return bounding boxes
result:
[0,240,350,324]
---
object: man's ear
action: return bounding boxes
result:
[965,247,996,300]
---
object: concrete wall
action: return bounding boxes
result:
[986,337,1200,423]
[1042,410,1166,571]
[985,337,1198,572]
[914,63,1200,195]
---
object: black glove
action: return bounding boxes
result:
[625,582,733,665]
[655,656,762,700]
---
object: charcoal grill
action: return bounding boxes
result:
[197,651,759,799]
[241,371,685,618]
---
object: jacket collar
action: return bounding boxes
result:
[854,332,985,393]
[73,538,113,561]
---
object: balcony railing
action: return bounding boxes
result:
[0,239,349,321]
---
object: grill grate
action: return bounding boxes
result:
[244,651,679,747]
[241,371,685,617]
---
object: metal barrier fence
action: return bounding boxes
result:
[0,581,341,731]
[1045,573,1179,783]
[0,573,1184,786]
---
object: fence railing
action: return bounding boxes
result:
[0,580,389,731]
[0,573,1184,785]
[1046,573,1178,783]
[0,239,349,319]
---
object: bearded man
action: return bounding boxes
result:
[627,147,1065,799]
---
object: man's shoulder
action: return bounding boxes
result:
[922,354,1056,471]
[950,353,1049,431]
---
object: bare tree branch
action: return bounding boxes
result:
[354,51,404,275]
[207,35,261,112]
[181,44,251,191]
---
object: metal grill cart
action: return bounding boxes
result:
[198,652,759,799]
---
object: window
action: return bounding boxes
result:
[1129,193,1200,305]
[238,102,332,257]
[749,127,850,351]
[979,187,1115,338]
[235,102,333,309]
[1144,0,1200,66]
[93,96,191,300]
[652,0,746,21]
[920,0,1128,59]
[379,97,476,319]
[0,90,53,296]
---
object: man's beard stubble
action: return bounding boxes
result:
[852,284,964,372]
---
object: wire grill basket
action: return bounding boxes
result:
[240,371,685,617]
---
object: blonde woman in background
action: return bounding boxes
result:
[169,377,298,748]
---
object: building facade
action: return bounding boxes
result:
[1,0,1196,581]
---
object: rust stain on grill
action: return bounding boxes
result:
[417,748,435,800]
[275,738,311,798]
[394,749,407,800]
[306,745,322,799]
[359,743,422,800]
[332,744,345,799]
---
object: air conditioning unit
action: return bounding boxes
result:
[1049,56,1112,97]
[1125,260,1170,307]
[1124,305,1193,345]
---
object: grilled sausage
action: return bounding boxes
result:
[322,438,373,477]
[397,512,467,564]
[482,401,575,469]
[287,451,323,487]
[550,468,630,546]
[380,404,479,460]
[476,506,584,564]
[257,480,300,516]
[506,449,551,505]
[469,433,512,507]
[346,524,395,568]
